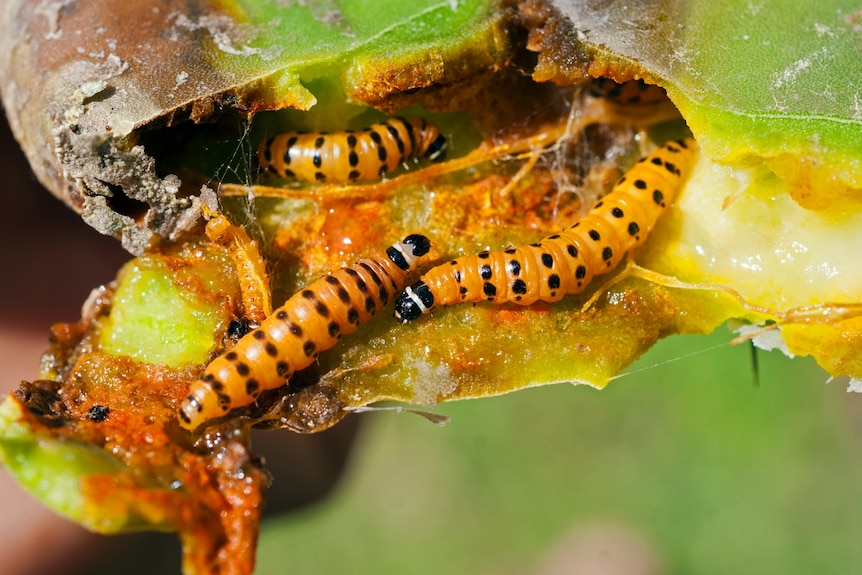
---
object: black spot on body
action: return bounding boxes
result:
[186,395,202,413]
[315,301,329,316]
[225,351,238,361]
[611,207,624,218]
[548,274,561,289]
[540,253,554,268]
[387,125,406,155]
[508,260,521,276]
[653,190,665,205]
[359,262,384,287]
[484,282,497,297]
[576,265,587,279]
[588,230,601,241]
[337,287,350,303]
[236,362,250,376]
[246,379,260,396]
[628,222,640,236]
[512,279,527,294]
[217,393,232,410]
[303,341,317,357]
[277,361,290,377]
[567,244,578,258]
[480,265,492,280]
[328,321,341,338]
[602,247,613,261]
[400,118,416,151]
[347,308,360,324]
[265,343,278,357]
[634,179,647,190]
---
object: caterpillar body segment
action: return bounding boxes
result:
[256,116,446,184]
[394,139,696,323]
[180,234,431,430]
[587,78,671,107]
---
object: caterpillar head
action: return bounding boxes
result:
[402,234,431,257]
[414,119,446,162]
[394,280,435,323]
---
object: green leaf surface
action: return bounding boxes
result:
[0,398,127,532]
[209,0,506,108]
[553,0,862,195]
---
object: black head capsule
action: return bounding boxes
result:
[403,234,431,257]
[394,281,435,323]
[424,134,448,162]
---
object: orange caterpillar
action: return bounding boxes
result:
[586,78,671,107]
[204,211,272,325]
[256,116,446,183]
[180,234,431,430]
[394,139,696,322]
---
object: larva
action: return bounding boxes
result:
[204,211,272,325]
[179,234,431,430]
[394,139,696,322]
[587,78,670,107]
[256,116,447,183]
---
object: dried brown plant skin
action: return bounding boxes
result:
[0,0,517,256]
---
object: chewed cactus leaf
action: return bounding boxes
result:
[3,1,862,575]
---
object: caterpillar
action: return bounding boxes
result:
[394,139,696,322]
[256,116,447,184]
[204,210,272,325]
[586,78,670,107]
[179,234,431,430]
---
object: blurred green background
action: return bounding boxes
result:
[257,328,862,574]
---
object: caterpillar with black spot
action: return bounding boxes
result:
[394,139,696,322]
[587,78,670,107]
[180,234,431,430]
[256,116,447,183]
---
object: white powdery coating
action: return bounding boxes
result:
[846,378,862,393]
[409,356,457,406]
[734,325,795,358]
